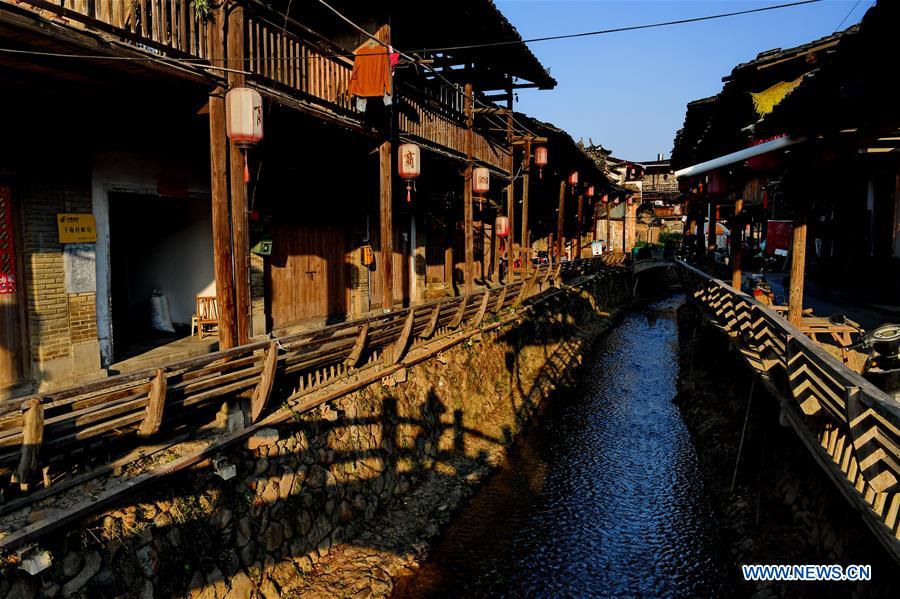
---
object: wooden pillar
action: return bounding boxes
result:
[491,210,500,283]
[788,211,808,325]
[605,201,610,252]
[557,180,565,261]
[707,202,718,260]
[695,202,706,261]
[208,6,237,349]
[521,139,531,257]
[731,198,744,289]
[380,142,393,311]
[463,83,475,293]
[576,193,583,260]
[506,113,516,277]
[227,4,250,345]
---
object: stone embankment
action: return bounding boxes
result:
[1,273,629,599]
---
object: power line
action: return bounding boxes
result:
[406,0,824,54]
[834,0,863,33]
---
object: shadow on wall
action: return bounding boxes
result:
[0,278,628,598]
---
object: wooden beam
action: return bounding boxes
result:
[557,180,565,262]
[788,211,808,325]
[464,83,475,294]
[731,198,744,289]
[521,139,531,258]
[576,193,584,260]
[506,114,516,279]
[494,285,508,313]
[227,4,251,345]
[419,305,441,339]
[380,141,394,311]
[345,322,369,367]
[390,309,416,365]
[13,399,43,485]
[449,295,468,329]
[471,290,491,328]
[208,6,237,349]
[250,342,278,422]
[138,369,167,437]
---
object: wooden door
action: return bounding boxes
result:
[0,184,27,390]
[268,223,349,328]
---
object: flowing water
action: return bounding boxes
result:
[395,294,734,598]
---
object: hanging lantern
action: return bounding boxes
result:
[534,146,548,179]
[495,215,510,238]
[473,167,490,210]
[398,143,421,203]
[225,86,264,183]
[567,171,579,187]
[601,194,609,204]
[586,185,595,198]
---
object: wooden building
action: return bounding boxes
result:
[0,0,605,397]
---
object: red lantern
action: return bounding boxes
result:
[534,146,548,179]
[473,167,490,209]
[586,185,595,198]
[567,171,579,186]
[495,215,510,238]
[601,194,609,204]
[225,86,264,183]
[398,143,421,203]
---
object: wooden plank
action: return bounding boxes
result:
[250,342,278,422]
[138,369,166,437]
[389,310,417,366]
[449,296,468,329]
[13,399,43,485]
[419,305,441,339]
[344,322,370,367]
[471,290,491,328]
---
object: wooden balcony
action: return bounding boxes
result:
[0,1,511,173]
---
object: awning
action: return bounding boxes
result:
[674,135,805,179]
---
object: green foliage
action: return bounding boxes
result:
[658,231,683,247]
[192,0,213,20]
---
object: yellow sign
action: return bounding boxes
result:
[57,213,97,244]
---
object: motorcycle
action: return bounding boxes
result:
[744,273,778,305]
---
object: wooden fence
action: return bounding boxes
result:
[0,259,613,516]
[678,260,900,558]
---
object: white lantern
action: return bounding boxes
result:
[225,87,263,148]
[398,143,421,203]
[472,167,490,210]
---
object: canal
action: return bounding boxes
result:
[394,293,735,597]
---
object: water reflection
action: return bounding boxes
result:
[395,294,733,598]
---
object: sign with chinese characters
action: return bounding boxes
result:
[57,213,97,244]
[591,241,603,256]
[0,185,15,294]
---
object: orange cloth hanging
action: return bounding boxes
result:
[348,45,392,98]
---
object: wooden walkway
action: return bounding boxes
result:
[678,261,900,562]
[0,258,622,551]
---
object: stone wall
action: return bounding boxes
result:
[0,273,631,599]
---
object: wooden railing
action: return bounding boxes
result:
[0,258,615,535]
[4,0,211,59]
[678,261,900,557]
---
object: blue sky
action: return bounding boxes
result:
[499,0,874,161]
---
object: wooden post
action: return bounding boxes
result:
[576,193,584,260]
[521,139,531,260]
[707,202,718,260]
[380,141,394,311]
[208,6,237,349]
[14,399,43,485]
[788,211,808,325]
[557,180,565,261]
[605,202,610,253]
[463,83,475,293]
[506,112,516,278]
[731,198,744,289]
[227,4,250,345]
[695,202,706,262]
[491,211,500,283]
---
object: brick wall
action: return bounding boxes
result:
[68,293,98,343]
